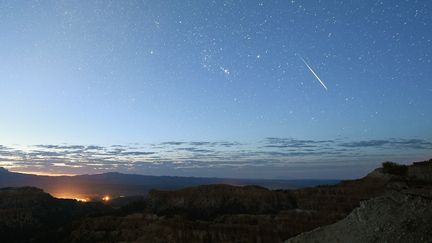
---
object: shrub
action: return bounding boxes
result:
[382,161,408,176]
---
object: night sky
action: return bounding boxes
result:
[0,0,431,179]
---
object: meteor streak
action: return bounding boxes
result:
[299,56,328,91]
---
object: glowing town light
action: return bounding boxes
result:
[75,198,89,202]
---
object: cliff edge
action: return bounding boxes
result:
[286,159,432,243]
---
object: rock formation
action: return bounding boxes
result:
[0,159,431,242]
[285,190,432,243]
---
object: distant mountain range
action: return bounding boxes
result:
[0,168,338,200]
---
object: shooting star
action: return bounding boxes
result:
[299,56,328,91]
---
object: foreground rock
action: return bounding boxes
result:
[0,187,109,242]
[286,190,432,243]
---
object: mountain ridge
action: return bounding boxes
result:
[0,167,339,199]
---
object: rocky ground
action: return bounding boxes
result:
[285,159,432,243]
[0,159,431,243]
[0,187,111,242]
[285,190,432,243]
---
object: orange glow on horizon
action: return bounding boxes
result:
[74,198,89,202]
[55,195,91,202]
[102,195,111,201]
[9,170,77,177]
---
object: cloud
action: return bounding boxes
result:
[86,145,105,150]
[105,148,126,155]
[36,144,106,151]
[339,140,389,148]
[176,147,214,153]
[259,151,343,157]
[2,137,431,178]
[189,142,212,146]
[216,142,242,147]
[392,139,432,149]
[119,151,156,156]
[263,137,334,149]
[0,145,12,154]
[27,151,66,157]
[161,141,185,145]
[36,144,86,150]
[339,138,432,149]
[187,141,242,147]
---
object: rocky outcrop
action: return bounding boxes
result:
[408,159,432,182]
[289,175,390,229]
[0,187,109,242]
[69,210,345,243]
[67,178,392,242]
[2,159,432,243]
[285,190,432,243]
[147,184,297,220]
[284,160,432,243]
[68,213,281,243]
